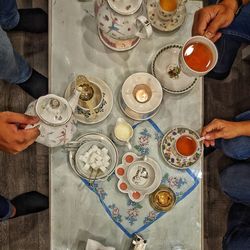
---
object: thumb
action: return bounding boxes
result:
[205,130,224,140]
[5,112,39,125]
[204,15,226,39]
[21,127,40,141]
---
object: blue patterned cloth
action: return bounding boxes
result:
[81,119,199,238]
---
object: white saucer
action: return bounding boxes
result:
[64,75,113,124]
[118,92,160,121]
[98,28,140,52]
[147,0,186,32]
[151,44,198,94]
[107,0,142,15]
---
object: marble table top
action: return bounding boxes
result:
[49,0,203,249]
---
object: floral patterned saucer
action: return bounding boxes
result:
[98,28,140,52]
[115,152,162,202]
[146,0,186,32]
[64,75,113,124]
[151,44,197,94]
[161,127,203,169]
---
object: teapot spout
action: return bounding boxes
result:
[68,89,81,112]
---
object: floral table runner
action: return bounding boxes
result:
[81,119,199,238]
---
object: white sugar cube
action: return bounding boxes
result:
[100,165,107,173]
[104,161,110,168]
[91,163,98,170]
[79,155,87,162]
[102,147,108,154]
[83,163,90,171]
[92,145,98,151]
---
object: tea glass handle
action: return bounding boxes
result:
[135,16,152,39]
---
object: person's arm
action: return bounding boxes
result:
[0,112,40,154]
[201,118,250,147]
[192,0,249,42]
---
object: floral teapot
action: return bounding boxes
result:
[95,0,152,41]
[25,90,81,147]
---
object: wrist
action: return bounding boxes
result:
[219,0,239,13]
[236,121,250,136]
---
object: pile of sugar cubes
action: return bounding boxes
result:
[78,145,110,173]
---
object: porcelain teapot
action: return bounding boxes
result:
[95,0,152,41]
[25,90,81,147]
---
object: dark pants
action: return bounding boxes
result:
[207,0,250,79]
[216,111,250,249]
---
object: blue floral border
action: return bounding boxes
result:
[81,119,200,238]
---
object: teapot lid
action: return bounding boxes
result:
[107,0,143,15]
[35,94,72,126]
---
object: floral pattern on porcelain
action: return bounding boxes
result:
[161,127,203,169]
[25,100,77,148]
[95,0,144,40]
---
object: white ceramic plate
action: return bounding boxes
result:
[115,152,162,202]
[151,44,198,94]
[147,0,186,32]
[64,75,113,124]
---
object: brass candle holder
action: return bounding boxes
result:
[149,185,176,212]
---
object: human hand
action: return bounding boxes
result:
[201,118,243,147]
[0,112,40,154]
[192,0,237,42]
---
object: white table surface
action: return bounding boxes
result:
[49,1,203,249]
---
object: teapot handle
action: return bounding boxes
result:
[24,121,41,130]
[135,16,152,39]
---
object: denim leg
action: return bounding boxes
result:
[207,3,250,79]
[0,27,32,83]
[215,110,250,160]
[0,0,19,30]
[0,195,13,221]
[220,163,250,206]
[223,203,250,250]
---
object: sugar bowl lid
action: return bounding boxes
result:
[107,0,143,15]
[35,94,72,126]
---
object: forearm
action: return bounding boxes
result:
[237,121,250,136]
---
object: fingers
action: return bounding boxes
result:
[202,119,224,136]
[4,112,39,125]
[192,10,211,36]
[20,127,40,142]
[210,32,222,43]
[204,139,215,148]
[204,15,228,39]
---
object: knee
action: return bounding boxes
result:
[220,164,250,204]
[220,137,250,160]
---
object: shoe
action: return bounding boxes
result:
[11,191,48,218]
[19,69,48,99]
[6,8,48,33]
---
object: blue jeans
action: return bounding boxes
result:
[0,195,14,221]
[207,0,250,79]
[218,111,250,249]
[216,110,250,160]
[222,203,250,250]
[0,0,32,83]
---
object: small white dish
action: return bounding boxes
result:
[107,0,143,15]
[64,75,113,124]
[147,0,186,32]
[115,152,162,202]
[151,44,198,94]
